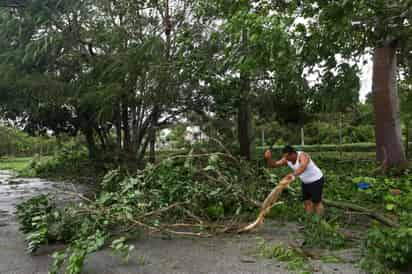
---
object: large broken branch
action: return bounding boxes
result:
[236,174,399,232]
[238,175,295,233]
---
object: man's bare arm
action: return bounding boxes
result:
[292,152,310,176]
[267,157,287,168]
[264,149,287,168]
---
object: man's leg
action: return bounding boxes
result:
[302,182,313,214]
[311,177,325,216]
[313,201,324,216]
[304,200,314,213]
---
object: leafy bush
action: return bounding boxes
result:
[0,126,58,157]
[359,175,412,274]
[23,141,108,181]
[361,225,412,274]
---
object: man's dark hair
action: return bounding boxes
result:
[282,145,296,155]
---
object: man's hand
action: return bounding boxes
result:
[264,149,272,160]
[285,173,295,181]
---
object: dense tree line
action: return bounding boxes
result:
[0,0,411,167]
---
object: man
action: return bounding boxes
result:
[264,145,324,215]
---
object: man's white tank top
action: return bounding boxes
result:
[287,151,323,184]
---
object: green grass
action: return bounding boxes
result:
[0,157,33,172]
[0,156,51,173]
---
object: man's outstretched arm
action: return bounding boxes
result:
[265,150,287,168]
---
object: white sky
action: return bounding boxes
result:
[359,55,373,102]
[304,54,373,103]
[292,17,373,103]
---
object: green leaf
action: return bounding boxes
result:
[385,204,395,211]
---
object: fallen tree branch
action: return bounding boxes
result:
[235,178,399,230]
[238,175,295,233]
[59,190,94,203]
[131,219,211,237]
[239,193,262,208]
[138,203,182,219]
[323,199,399,228]
[177,206,204,225]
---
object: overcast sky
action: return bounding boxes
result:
[359,55,373,102]
[304,54,373,103]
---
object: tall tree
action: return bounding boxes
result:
[286,0,412,167]
[190,0,309,158]
[0,0,189,163]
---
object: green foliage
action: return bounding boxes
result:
[300,215,346,250]
[16,180,136,273]
[0,126,57,157]
[16,147,412,274]
[17,150,277,273]
[50,230,109,274]
[132,151,274,219]
[256,238,311,273]
[255,144,377,160]
[0,156,36,173]
[358,176,412,274]
[24,141,109,181]
[16,194,65,253]
[360,225,412,274]
[111,237,135,262]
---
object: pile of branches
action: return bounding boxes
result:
[16,148,278,273]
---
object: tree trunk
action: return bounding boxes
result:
[238,25,251,161]
[149,130,156,163]
[372,41,407,167]
[406,121,409,158]
[83,128,97,159]
[121,99,132,154]
[95,126,106,150]
[238,82,251,160]
[149,107,159,163]
[131,105,137,153]
[114,102,122,151]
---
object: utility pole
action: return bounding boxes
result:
[301,127,305,146]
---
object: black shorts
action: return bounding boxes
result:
[301,177,324,203]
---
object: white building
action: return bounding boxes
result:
[184,126,208,145]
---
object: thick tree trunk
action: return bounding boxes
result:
[372,41,407,167]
